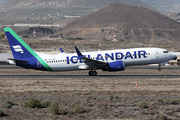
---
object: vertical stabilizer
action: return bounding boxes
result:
[4,27,36,59]
[4,27,52,71]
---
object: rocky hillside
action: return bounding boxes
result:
[59,3,180,46]
[0,0,157,11]
[0,0,160,25]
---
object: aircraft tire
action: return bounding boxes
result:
[158,68,162,71]
[88,71,92,76]
[92,71,97,76]
[88,71,97,76]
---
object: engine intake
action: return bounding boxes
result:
[102,61,125,71]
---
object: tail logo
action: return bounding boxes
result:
[12,45,24,54]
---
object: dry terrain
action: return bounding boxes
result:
[0,68,180,119]
[1,37,180,54]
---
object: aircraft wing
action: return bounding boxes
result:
[75,47,107,69]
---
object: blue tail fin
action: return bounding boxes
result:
[4,27,53,71]
[4,27,36,60]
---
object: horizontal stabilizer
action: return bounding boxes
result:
[7,58,28,65]
[8,58,28,62]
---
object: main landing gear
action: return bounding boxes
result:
[88,70,97,76]
[158,68,162,71]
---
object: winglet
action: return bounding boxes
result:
[59,48,65,53]
[75,46,83,59]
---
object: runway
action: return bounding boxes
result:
[0,75,180,78]
[1,65,180,69]
[1,65,180,78]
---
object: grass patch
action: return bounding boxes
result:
[73,105,85,113]
[137,101,149,109]
[101,104,108,109]
[49,102,67,115]
[106,95,114,101]
[42,100,51,108]
[0,109,5,117]
[4,100,15,108]
[58,105,67,115]
[5,103,12,108]
[155,113,168,120]
[106,95,119,101]
[49,102,59,115]
[156,97,179,105]
[22,97,42,108]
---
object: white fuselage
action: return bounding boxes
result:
[38,48,176,71]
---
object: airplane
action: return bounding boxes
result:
[4,27,177,76]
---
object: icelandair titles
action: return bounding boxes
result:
[66,51,147,64]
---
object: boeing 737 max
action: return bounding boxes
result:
[4,27,177,76]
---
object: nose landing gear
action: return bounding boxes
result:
[88,70,97,76]
[158,64,162,71]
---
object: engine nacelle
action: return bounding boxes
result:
[102,61,125,71]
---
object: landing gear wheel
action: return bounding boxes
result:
[158,68,162,71]
[88,70,97,76]
[92,71,97,76]
[88,71,93,76]
[158,64,162,71]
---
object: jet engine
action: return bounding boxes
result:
[102,61,125,71]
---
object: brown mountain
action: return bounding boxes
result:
[0,0,156,11]
[0,0,159,25]
[59,3,180,45]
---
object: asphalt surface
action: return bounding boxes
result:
[0,65,180,78]
[1,65,180,69]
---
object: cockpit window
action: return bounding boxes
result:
[163,51,169,53]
